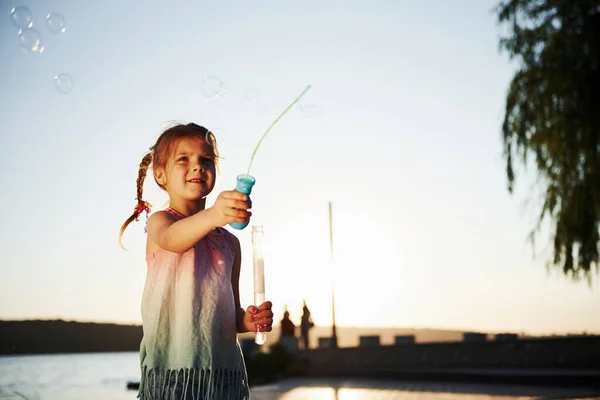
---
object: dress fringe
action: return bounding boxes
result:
[138,366,250,400]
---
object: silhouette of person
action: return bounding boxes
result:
[280,306,296,337]
[300,300,314,350]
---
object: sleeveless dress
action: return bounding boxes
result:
[138,208,250,400]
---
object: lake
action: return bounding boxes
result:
[1,352,598,399]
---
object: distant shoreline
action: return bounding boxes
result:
[1,319,595,356]
[3,318,595,336]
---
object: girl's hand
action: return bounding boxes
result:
[242,302,273,333]
[208,190,251,227]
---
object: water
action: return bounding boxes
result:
[252,225,266,346]
[251,378,600,400]
[253,258,265,293]
[0,352,139,400]
[1,353,598,399]
[254,291,267,345]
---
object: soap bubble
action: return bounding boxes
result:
[218,83,229,99]
[201,76,223,97]
[54,73,74,94]
[206,128,227,145]
[261,100,280,120]
[244,88,259,103]
[10,7,33,29]
[297,104,323,118]
[18,28,44,53]
[46,13,66,34]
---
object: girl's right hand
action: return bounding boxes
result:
[208,190,251,227]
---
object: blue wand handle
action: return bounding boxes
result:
[229,174,256,230]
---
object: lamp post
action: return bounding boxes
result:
[329,201,338,348]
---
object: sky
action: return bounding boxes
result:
[0,0,598,336]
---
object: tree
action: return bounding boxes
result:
[496,0,600,283]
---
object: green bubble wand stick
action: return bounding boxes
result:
[246,84,312,176]
[229,84,312,230]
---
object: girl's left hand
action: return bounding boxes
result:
[243,302,273,333]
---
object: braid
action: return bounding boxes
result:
[136,152,153,200]
[119,152,154,249]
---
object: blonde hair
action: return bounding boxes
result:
[119,123,220,247]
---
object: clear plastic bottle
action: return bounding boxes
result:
[252,225,266,345]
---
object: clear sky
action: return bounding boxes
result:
[1,0,598,336]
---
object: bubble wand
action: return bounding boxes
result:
[229,84,312,230]
[246,84,311,177]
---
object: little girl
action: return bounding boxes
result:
[120,122,274,400]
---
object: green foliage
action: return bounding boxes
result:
[496,0,600,283]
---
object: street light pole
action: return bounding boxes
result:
[329,201,338,348]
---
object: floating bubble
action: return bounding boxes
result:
[18,28,44,53]
[218,83,229,99]
[10,7,33,29]
[297,104,323,118]
[244,88,259,103]
[206,128,227,145]
[261,100,280,120]
[46,13,66,34]
[201,76,223,97]
[54,73,73,94]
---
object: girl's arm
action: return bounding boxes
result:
[147,190,250,254]
[146,209,218,254]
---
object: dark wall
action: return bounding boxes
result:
[304,336,600,374]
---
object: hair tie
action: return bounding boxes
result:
[134,200,152,233]
[134,200,152,220]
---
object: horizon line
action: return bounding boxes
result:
[2,318,599,336]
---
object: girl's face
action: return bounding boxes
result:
[156,137,217,203]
